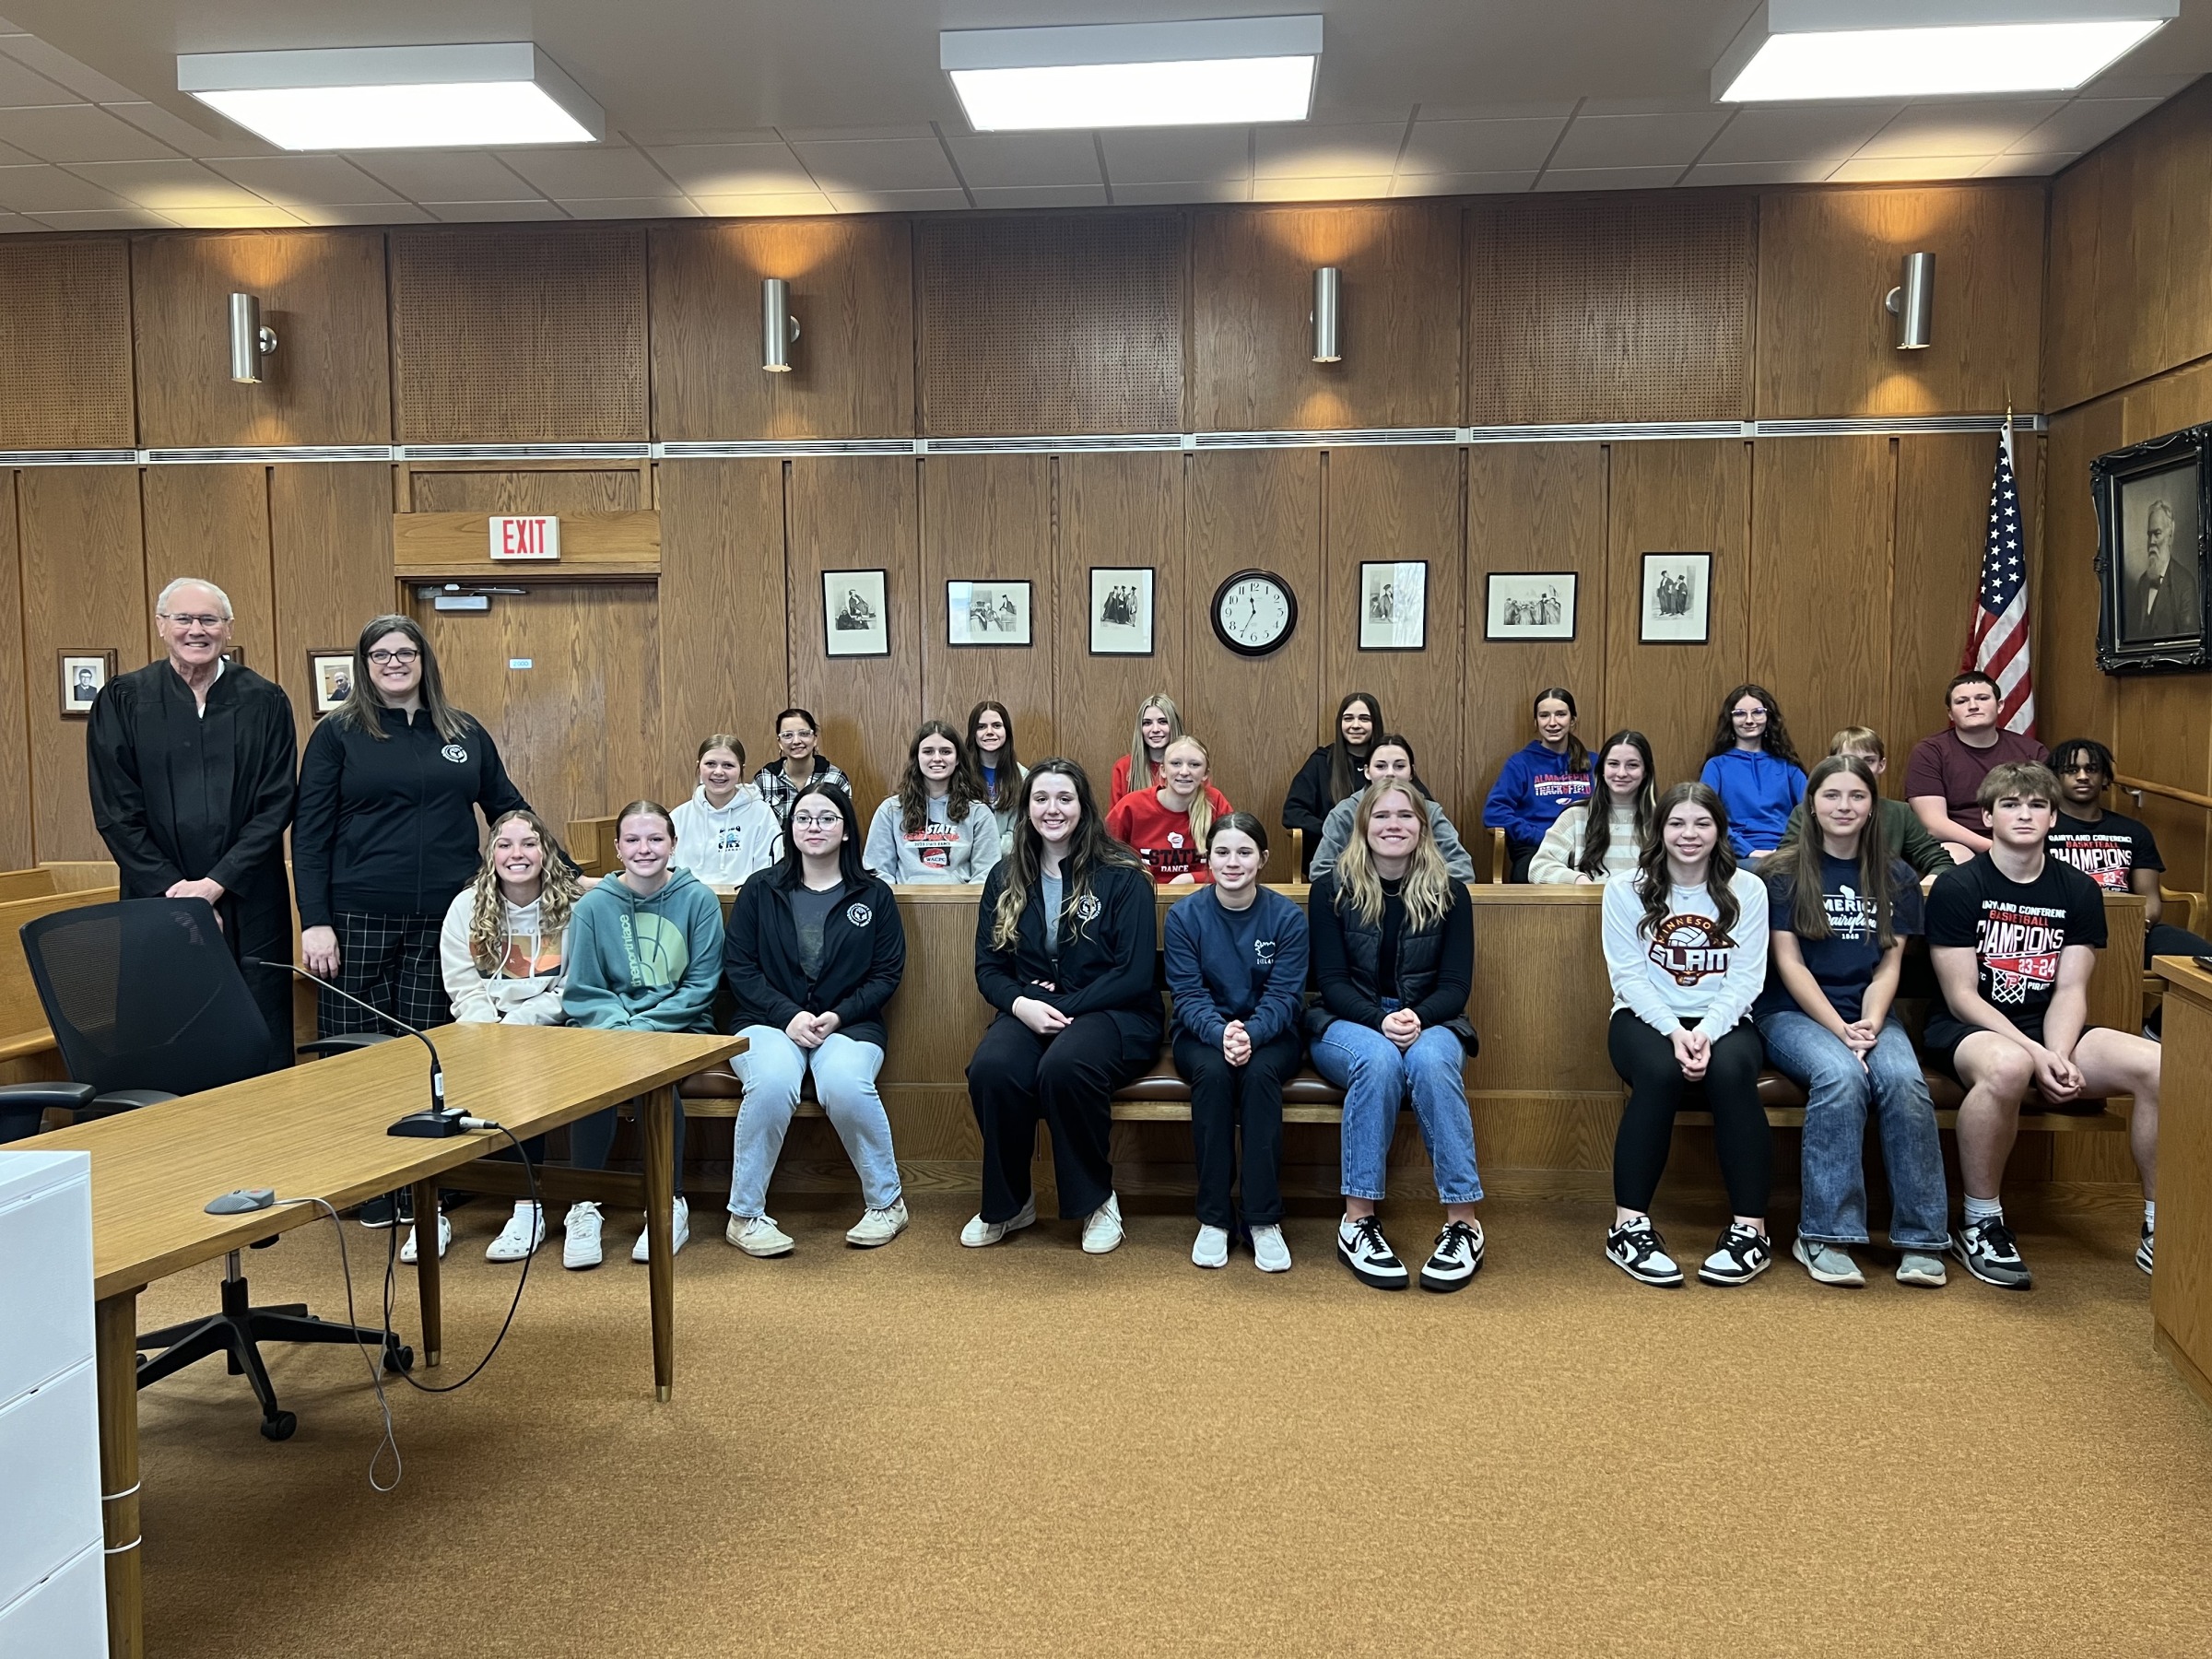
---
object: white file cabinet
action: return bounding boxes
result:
[0,1149,106,1656]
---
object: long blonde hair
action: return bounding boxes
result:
[1331,781,1453,933]
[1159,735,1217,851]
[1126,693,1183,794]
[466,809,582,974]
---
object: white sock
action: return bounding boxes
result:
[2144,1200,2156,1231]
[1963,1194,2004,1226]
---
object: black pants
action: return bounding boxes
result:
[1506,840,1537,884]
[1175,1028,1302,1229]
[968,1012,1142,1221]
[569,1100,687,1183]
[1609,1009,1771,1217]
[322,912,451,1037]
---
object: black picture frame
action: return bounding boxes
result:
[1358,560,1428,651]
[946,579,1032,647]
[1638,552,1712,645]
[1088,566,1155,656]
[2092,424,2212,673]
[822,569,890,659]
[1483,571,1576,642]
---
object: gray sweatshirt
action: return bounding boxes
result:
[1308,795,1477,881]
[864,794,1002,884]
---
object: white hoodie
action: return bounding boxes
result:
[671,782,781,887]
[439,888,569,1025]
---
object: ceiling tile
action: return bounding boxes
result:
[1700,104,1902,165]
[822,186,969,213]
[206,154,402,206]
[1100,128,1250,185]
[160,204,305,228]
[1579,95,1730,117]
[971,183,1110,208]
[943,132,1100,189]
[0,36,138,103]
[0,102,180,162]
[0,160,123,210]
[1416,100,1579,121]
[288,203,436,226]
[1681,159,1837,186]
[1255,123,1404,180]
[0,210,42,232]
[1856,101,2067,159]
[102,100,268,159]
[1977,151,2071,177]
[649,142,814,194]
[556,196,703,218]
[347,151,542,203]
[422,200,567,222]
[791,137,959,192]
[27,206,172,229]
[0,47,71,106]
[2008,97,2165,154]
[780,124,937,143]
[620,125,782,147]
[1548,112,1728,169]
[1400,117,1564,174]
[498,145,675,199]
[1252,174,1394,203]
[690,191,837,218]
[65,159,265,210]
[1391,170,1535,196]
[2087,72,2197,100]
[1534,164,1687,193]
[1827,155,1989,182]
[1108,181,1253,204]
[0,135,33,164]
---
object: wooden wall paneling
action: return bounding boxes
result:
[1322,446,1464,818]
[0,241,135,450]
[140,465,276,680]
[18,468,147,860]
[1184,451,1321,851]
[650,219,914,441]
[1192,204,1460,431]
[131,230,391,448]
[1756,185,2045,419]
[2119,355,2212,447]
[389,227,647,443]
[785,457,922,810]
[407,468,642,514]
[2038,402,2123,754]
[2115,677,2211,896]
[2043,147,2109,416]
[1603,441,1753,786]
[919,455,1055,784]
[1054,452,1187,794]
[0,474,30,867]
[655,460,788,801]
[1463,445,1608,822]
[1747,437,1894,759]
[1465,194,1755,426]
[269,464,406,751]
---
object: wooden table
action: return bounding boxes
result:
[2151,956,2212,1411]
[29,1021,741,1659]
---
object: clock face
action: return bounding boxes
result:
[1211,569,1298,657]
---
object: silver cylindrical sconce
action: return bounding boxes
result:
[1884,252,1934,351]
[1311,265,1341,363]
[762,277,800,373]
[228,291,276,383]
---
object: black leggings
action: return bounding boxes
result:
[1608,1009,1770,1217]
[968,1011,1145,1222]
[1174,1028,1303,1229]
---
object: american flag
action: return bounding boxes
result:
[1963,419,2036,735]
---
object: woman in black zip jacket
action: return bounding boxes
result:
[963,758,1160,1255]
[722,782,909,1257]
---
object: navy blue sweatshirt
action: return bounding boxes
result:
[1163,886,1310,1048]
[1483,741,1593,848]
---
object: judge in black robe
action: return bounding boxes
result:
[87,584,299,1072]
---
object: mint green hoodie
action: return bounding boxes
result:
[560,866,724,1032]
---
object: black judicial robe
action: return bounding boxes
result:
[86,660,299,1070]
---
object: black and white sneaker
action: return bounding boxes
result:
[1697,1222,1774,1287]
[1336,1216,1408,1290]
[1419,1220,1485,1292]
[1951,1216,2032,1290]
[1605,1217,1683,1288]
[2136,1224,2154,1277]
[358,1191,411,1230]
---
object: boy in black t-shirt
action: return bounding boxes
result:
[1926,762,2161,1289]
[2048,737,2212,987]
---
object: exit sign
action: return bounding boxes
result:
[488,516,560,561]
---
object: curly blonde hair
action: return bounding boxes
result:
[466,809,582,974]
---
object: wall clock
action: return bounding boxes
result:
[1210,568,1298,657]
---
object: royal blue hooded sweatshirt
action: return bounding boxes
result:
[1699,747,1807,856]
[1482,742,1593,849]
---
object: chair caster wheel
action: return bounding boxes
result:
[260,1411,297,1441]
[384,1345,414,1374]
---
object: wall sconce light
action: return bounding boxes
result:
[762,277,800,373]
[229,292,277,383]
[1884,253,1934,351]
[1311,266,1340,364]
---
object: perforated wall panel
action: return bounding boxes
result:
[0,241,134,449]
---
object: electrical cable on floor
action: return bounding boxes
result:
[266,1194,404,1492]
[379,1120,541,1396]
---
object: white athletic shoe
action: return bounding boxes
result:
[1191,1223,1230,1269]
[485,1202,544,1263]
[1080,1192,1124,1255]
[631,1196,690,1263]
[959,1197,1037,1248]
[563,1201,604,1270]
[846,1199,910,1248]
[1251,1224,1292,1273]
[399,1213,452,1265]
[727,1213,794,1257]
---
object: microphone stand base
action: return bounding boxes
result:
[387,1108,470,1138]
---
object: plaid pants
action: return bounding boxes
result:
[321,912,453,1037]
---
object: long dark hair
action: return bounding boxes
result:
[1365,733,1433,799]
[1775,756,1898,948]
[1634,782,1740,942]
[990,758,1143,950]
[1577,728,1657,877]
[966,700,1022,812]
[1326,690,1383,803]
[335,614,468,743]
[897,720,982,834]
[772,782,868,892]
[1707,682,1802,767]
[1535,687,1590,774]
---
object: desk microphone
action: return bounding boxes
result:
[243,958,467,1138]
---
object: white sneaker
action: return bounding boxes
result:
[400,1213,452,1265]
[1081,1192,1124,1255]
[563,1201,604,1270]
[1251,1224,1292,1273]
[632,1196,690,1263]
[960,1196,1037,1248]
[1191,1223,1230,1268]
[485,1202,544,1263]
[727,1213,794,1256]
[846,1199,910,1248]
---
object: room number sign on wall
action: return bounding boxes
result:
[488,516,560,560]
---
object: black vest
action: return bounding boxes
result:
[1325,885,1477,1044]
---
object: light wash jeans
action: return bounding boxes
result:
[1309,1016,1480,1205]
[1756,1008,1948,1249]
[727,1027,900,1218]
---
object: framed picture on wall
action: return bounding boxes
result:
[2091,425,2212,672]
[823,570,889,659]
[1639,552,1712,645]
[58,650,117,718]
[1089,567,1154,655]
[1359,560,1427,651]
[1484,572,1576,641]
[308,650,354,717]
[947,580,1033,647]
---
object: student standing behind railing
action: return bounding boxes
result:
[671,734,781,887]
[968,700,1029,844]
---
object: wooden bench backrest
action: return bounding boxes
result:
[0,868,58,903]
[567,816,620,878]
[0,886,124,1060]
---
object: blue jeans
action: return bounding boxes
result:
[728,1028,900,1217]
[1310,1018,1480,1205]
[1756,1009,1948,1249]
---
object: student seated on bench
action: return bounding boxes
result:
[1776,726,1952,879]
[1926,761,2161,1288]
[1306,735,1477,882]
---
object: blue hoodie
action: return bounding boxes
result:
[561,865,724,1032]
[1483,741,1594,848]
[1699,748,1807,856]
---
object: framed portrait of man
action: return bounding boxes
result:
[2092,426,2212,673]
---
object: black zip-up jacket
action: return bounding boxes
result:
[723,870,906,1049]
[1307,870,1477,1047]
[1282,747,1341,849]
[974,860,1162,1061]
[293,705,531,928]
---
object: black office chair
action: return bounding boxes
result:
[0,898,407,1440]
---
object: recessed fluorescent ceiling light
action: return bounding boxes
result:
[941,15,1321,131]
[1715,0,2174,101]
[178,42,603,149]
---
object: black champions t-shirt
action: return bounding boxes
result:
[2046,808,2164,894]
[1925,853,2107,1043]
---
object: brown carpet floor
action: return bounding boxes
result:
[130,1194,2209,1658]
